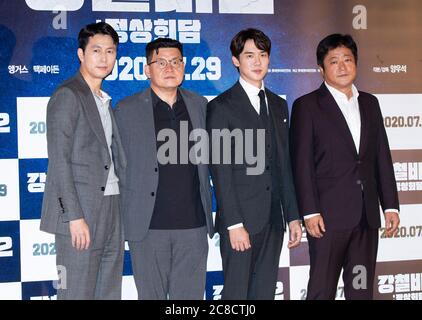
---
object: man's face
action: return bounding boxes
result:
[145,47,185,92]
[232,39,269,88]
[77,34,116,81]
[320,46,357,92]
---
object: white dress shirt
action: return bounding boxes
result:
[239,76,268,115]
[326,82,361,152]
[92,90,120,196]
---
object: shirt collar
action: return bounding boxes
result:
[239,76,265,99]
[325,81,359,102]
[151,88,182,108]
[92,89,111,105]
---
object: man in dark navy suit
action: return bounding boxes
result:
[290,34,400,300]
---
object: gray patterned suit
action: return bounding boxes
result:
[40,72,126,299]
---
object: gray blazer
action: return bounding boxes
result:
[114,87,214,241]
[40,72,126,237]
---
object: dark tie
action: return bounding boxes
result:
[258,90,268,125]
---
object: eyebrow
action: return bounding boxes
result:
[156,56,182,60]
[328,54,352,59]
[243,51,266,54]
[91,44,116,50]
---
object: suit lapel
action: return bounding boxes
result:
[74,72,108,150]
[231,82,261,128]
[138,88,158,160]
[358,94,368,157]
[267,90,285,165]
[180,88,201,130]
[318,83,357,157]
[109,107,127,168]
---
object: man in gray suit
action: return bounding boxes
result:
[40,22,126,299]
[114,38,214,300]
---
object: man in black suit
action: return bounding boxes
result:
[290,34,400,300]
[207,28,302,300]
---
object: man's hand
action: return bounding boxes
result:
[304,214,326,238]
[288,220,302,248]
[69,218,90,250]
[385,211,400,237]
[229,227,251,252]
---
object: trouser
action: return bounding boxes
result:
[129,226,208,300]
[55,195,124,300]
[219,223,284,300]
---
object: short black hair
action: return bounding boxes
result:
[78,22,119,51]
[230,28,271,59]
[145,38,183,64]
[316,34,358,69]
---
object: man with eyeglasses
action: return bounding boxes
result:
[114,38,214,299]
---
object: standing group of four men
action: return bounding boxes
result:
[40,22,400,300]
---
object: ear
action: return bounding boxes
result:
[318,66,325,78]
[144,64,151,79]
[232,56,240,68]
[77,48,84,64]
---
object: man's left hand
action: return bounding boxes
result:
[288,220,302,249]
[385,211,400,237]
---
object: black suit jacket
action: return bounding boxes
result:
[290,83,399,230]
[207,82,299,235]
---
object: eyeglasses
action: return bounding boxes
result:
[148,58,184,69]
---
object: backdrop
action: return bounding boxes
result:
[0,0,421,300]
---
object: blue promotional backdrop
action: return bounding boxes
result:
[1,0,421,300]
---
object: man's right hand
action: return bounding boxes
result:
[229,227,251,252]
[304,214,326,238]
[69,218,90,250]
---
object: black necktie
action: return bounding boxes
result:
[258,90,268,125]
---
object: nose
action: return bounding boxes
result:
[100,51,107,62]
[164,63,175,70]
[253,55,262,65]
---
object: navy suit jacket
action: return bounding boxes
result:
[290,83,399,230]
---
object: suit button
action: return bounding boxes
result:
[266,166,270,170]
[105,165,109,170]
[356,180,362,185]
[357,160,362,165]
[154,168,158,172]
[101,186,105,191]
[266,186,270,191]
[151,192,155,196]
